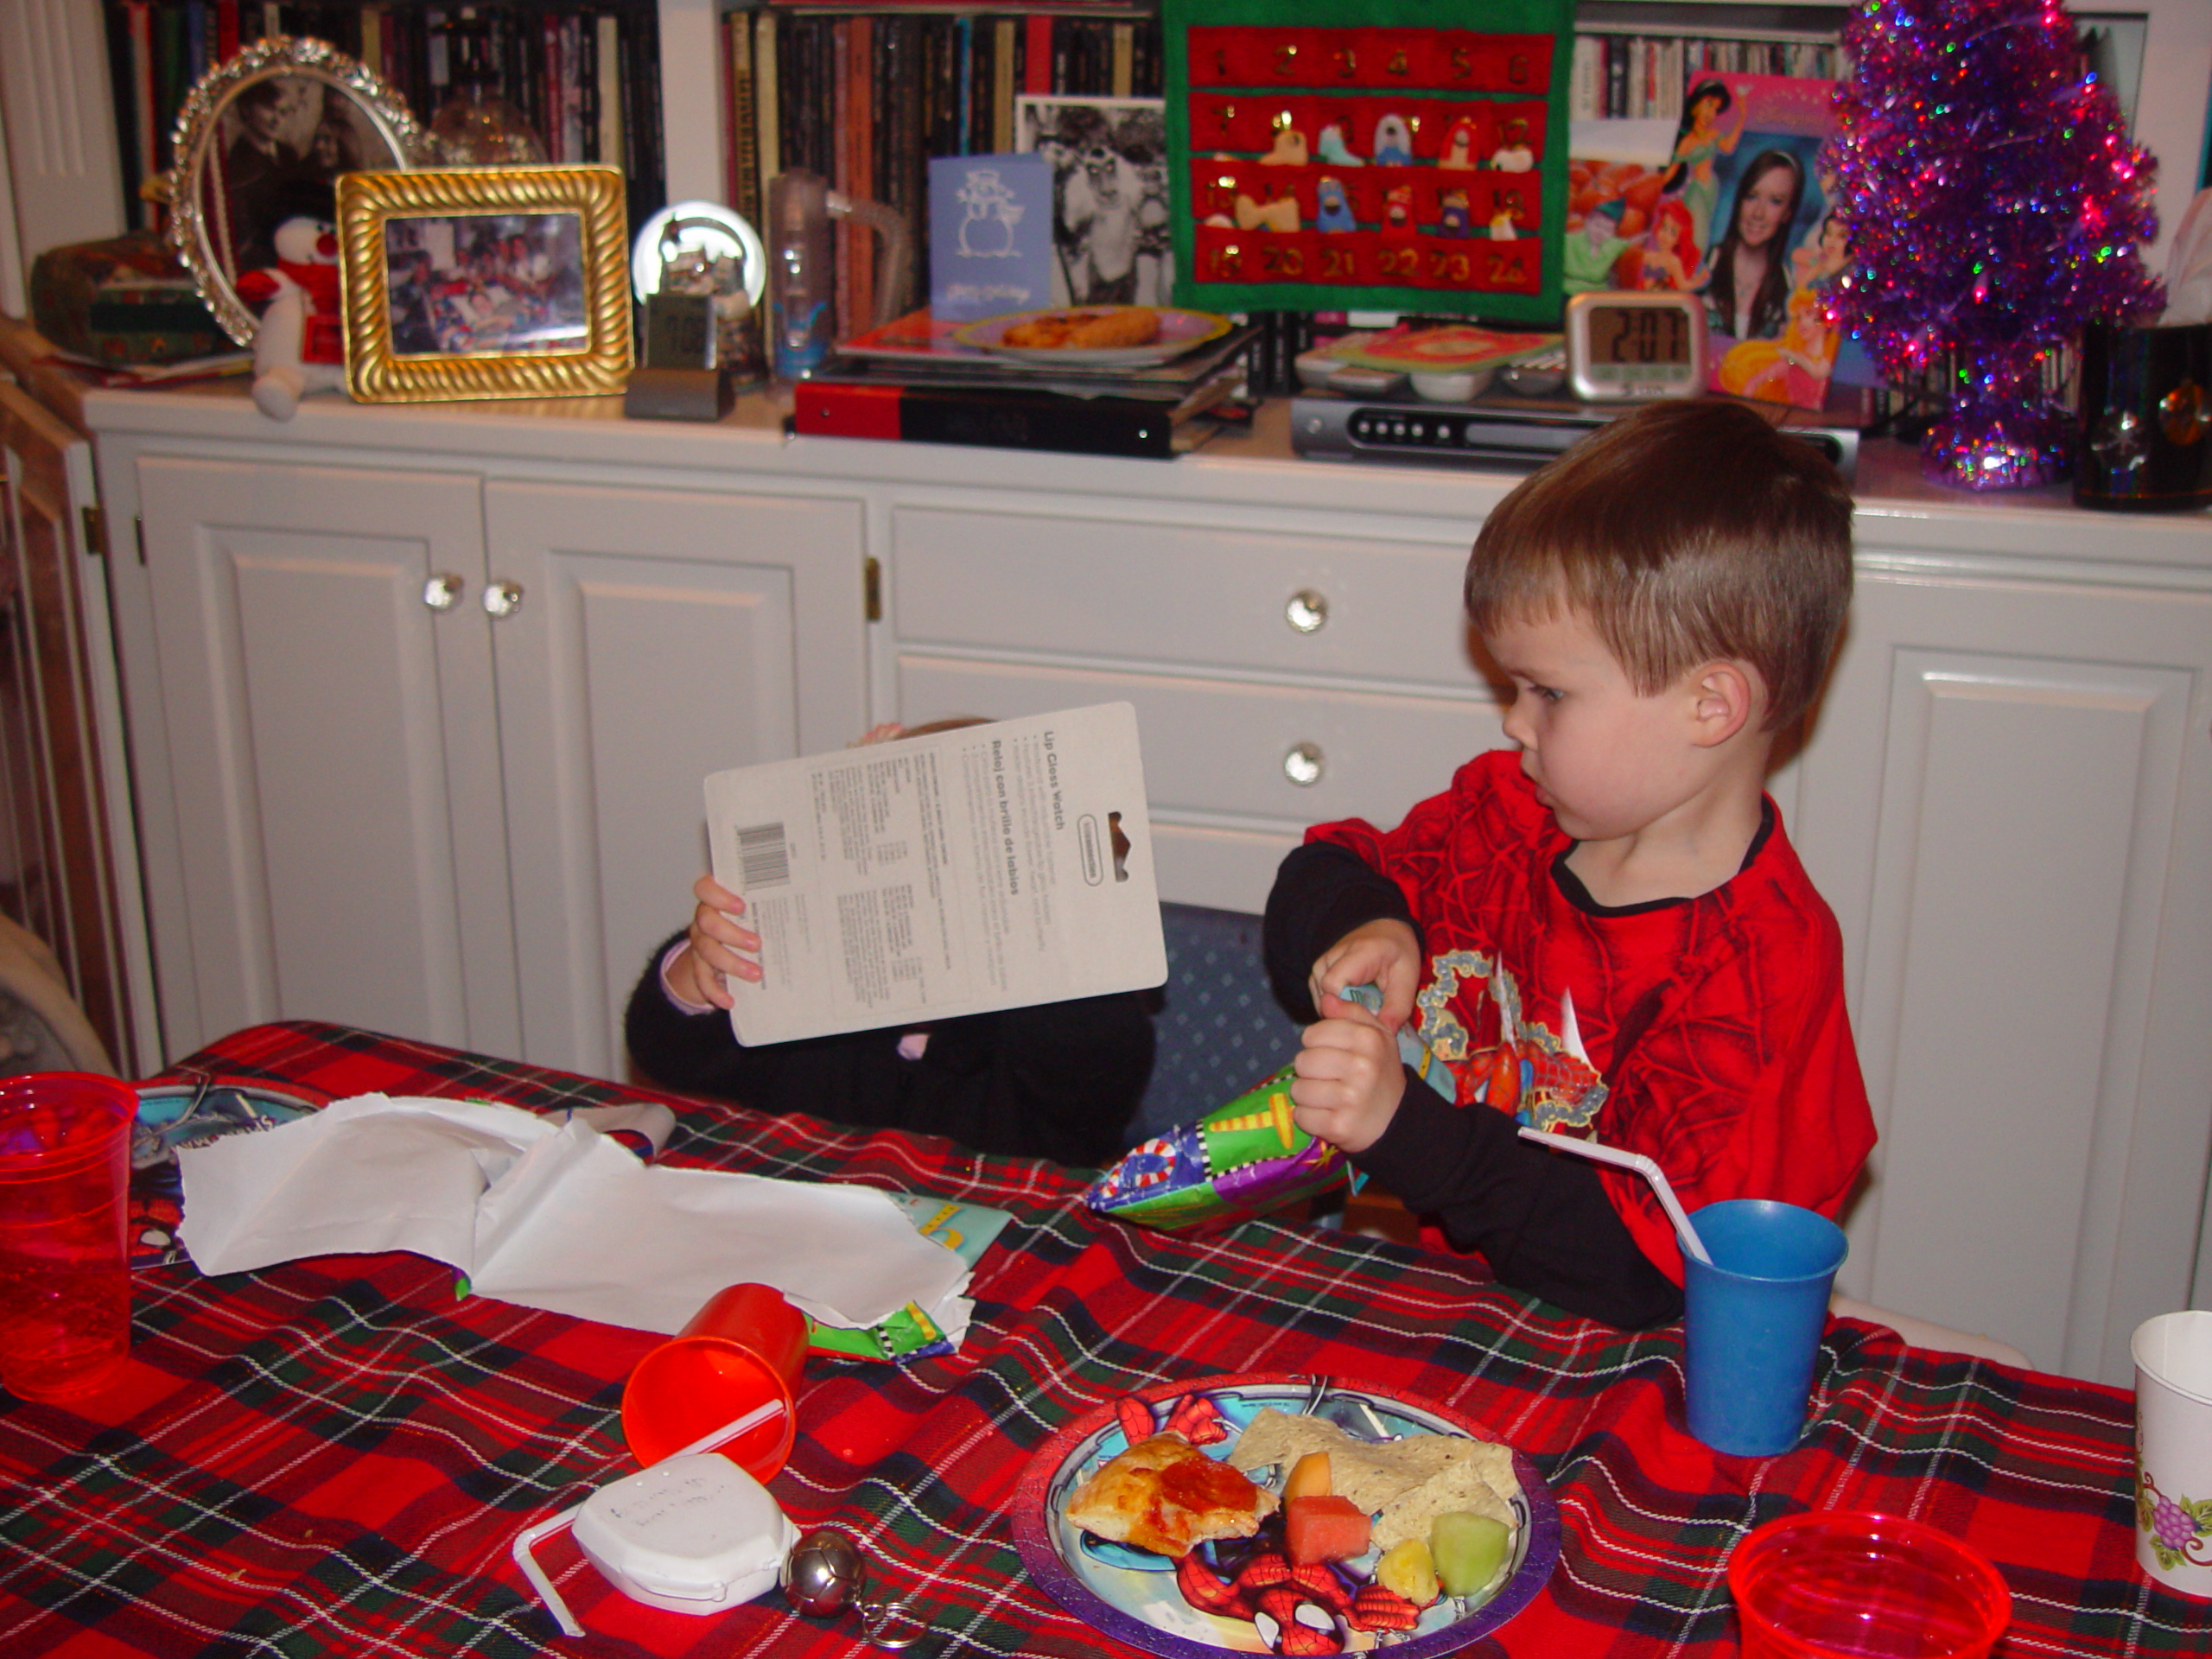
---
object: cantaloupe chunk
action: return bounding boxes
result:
[1284,1451,1332,1500]
[1285,1493,1371,1565]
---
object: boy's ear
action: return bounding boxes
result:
[1687,660,1759,747]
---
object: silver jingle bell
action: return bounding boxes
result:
[783,1528,921,1649]
[785,1527,868,1618]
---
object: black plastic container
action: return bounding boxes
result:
[2075,321,2212,512]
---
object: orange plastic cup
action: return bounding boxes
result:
[1731,1510,2012,1659]
[0,1072,137,1401]
[620,1282,809,1477]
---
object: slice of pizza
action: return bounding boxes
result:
[1063,1433,1276,1558]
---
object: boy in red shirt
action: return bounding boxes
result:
[1264,397,1874,1328]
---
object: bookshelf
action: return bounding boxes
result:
[695,1,2204,322]
[0,1,2206,325]
[91,0,668,240]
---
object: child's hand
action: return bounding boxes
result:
[1309,918,1421,1031]
[670,874,761,1009]
[1289,991,1408,1155]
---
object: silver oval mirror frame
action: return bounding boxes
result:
[168,35,432,346]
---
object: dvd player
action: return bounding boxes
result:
[1290,394,1860,481]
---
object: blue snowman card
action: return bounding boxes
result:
[928,154,1054,322]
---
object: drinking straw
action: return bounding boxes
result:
[1516,1126,1713,1266]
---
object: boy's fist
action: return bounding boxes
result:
[1289,991,1408,1155]
[1309,918,1421,1031]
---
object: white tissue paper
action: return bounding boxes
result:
[2162,188,2212,327]
[176,1094,973,1337]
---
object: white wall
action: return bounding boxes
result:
[0,0,126,302]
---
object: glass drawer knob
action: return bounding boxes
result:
[483,580,524,619]
[1286,589,1329,633]
[1284,743,1325,786]
[423,574,463,611]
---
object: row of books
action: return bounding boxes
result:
[1567,30,1844,124]
[103,1,664,239]
[724,8,1166,339]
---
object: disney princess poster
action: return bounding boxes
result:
[1565,73,1864,410]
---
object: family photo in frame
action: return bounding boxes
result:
[335,165,633,404]
[383,212,589,358]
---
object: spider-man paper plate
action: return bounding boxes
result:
[1009,1372,1559,1658]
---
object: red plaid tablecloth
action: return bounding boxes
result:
[0,1020,2201,1656]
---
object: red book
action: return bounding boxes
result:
[719,13,740,211]
[124,2,155,216]
[214,0,239,62]
[543,15,564,163]
[1025,13,1052,95]
[849,16,874,333]
[831,16,852,341]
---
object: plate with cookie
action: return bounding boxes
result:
[954,306,1234,366]
[1008,1372,1560,1659]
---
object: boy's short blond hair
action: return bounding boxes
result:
[1465,397,1853,730]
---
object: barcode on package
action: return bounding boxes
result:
[734,823,790,889]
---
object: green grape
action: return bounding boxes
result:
[1430,1511,1511,1600]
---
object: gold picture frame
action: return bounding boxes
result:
[336,166,633,403]
[168,35,431,347]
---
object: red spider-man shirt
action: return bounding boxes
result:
[1306,747,1874,1285]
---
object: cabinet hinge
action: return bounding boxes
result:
[132,514,146,564]
[80,505,106,559]
[864,556,881,623]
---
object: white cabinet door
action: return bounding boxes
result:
[484,480,868,1077]
[135,456,518,1058]
[1796,568,2212,1383]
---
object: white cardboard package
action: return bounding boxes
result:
[704,702,1167,1047]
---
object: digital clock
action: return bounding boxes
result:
[1564,290,1710,403]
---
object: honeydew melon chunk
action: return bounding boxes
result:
[1430,1510,1511,1599]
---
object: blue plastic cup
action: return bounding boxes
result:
[1684,1199,1847,1457]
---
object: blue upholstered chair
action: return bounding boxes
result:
[1128,903,1304,1148]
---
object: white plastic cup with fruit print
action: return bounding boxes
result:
[2133,1310,2212,1596]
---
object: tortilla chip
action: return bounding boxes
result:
[1226,1408,1519,1552]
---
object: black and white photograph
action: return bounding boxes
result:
[383,213,588,357]
[1015,97,1174,308]
[205,73,398,276]
[168,38,429,349]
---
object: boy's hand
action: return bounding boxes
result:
[670,874,761,1010]
[1309,918,1421,1031]
[1289,991,1408,1155]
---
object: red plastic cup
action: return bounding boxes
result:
[0,1072,137,1401]
[620,1282,808,1478]
[1730,1511,2012,1659]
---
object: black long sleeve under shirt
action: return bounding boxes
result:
[1263,840,1684,1330]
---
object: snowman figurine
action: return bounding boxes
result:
[232,179,347,421]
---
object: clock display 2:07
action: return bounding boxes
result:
[1593,304,1688,364]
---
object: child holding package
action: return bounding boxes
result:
[625,722,1155,1167]
[1263,397,1875,1329]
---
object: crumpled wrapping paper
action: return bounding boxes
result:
[177,1094,970,1335]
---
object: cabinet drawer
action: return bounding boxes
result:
[897,653,1506,832]
[892,505,1482,690]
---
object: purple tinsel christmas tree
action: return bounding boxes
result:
[1823,0,2164,487]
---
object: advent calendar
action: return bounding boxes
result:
[1166,0,1573,321]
